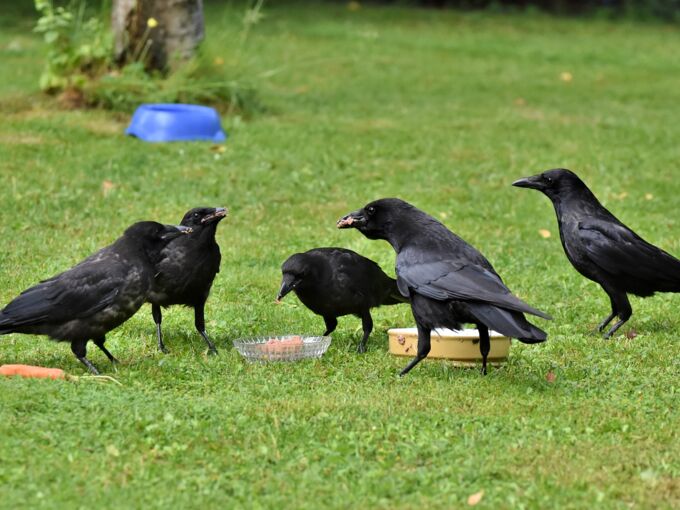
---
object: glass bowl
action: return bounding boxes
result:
[233,335,331,362]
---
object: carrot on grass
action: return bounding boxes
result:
[0,364,67,380]
[0,364,122,385]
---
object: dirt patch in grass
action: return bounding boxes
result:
[0,133,45,145]
[74,117,127,137]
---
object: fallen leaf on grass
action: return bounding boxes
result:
[539,229,551,239]
[644,193,653,200]
[546,371,556,383]
[626,329,638,339]
[560,71,573,82]
[210,145,226,153]
[101,180,115,196]
[467,490,484,506]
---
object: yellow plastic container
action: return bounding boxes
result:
[387,327,511,367]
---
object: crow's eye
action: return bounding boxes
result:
[544,175,553,184]
[366,206,376,215]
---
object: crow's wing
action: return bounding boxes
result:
[333,249,371,301]
[0,262,122,327]
[396,260,551,319]
[579,219,680,283]
[328,248,406,306]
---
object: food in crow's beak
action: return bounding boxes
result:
[336,217,354,228]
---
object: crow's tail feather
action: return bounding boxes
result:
[0,314,13,335]
[0,313,14,335]
[468,303,547,343]
[382,278,409,306]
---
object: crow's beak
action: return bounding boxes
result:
[276,276,298,301]
[161,224,193,241]
[201,207,228,224]
[512,174,543,190]
[337,209,366,229]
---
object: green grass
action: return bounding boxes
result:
[1,2,679,508]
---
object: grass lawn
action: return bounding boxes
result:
[1,2,679,508]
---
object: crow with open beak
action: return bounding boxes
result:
[338,198,550,376]
[148,207,228,354]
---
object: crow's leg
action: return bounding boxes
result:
[93,336,119,365]
[604,292,632,339]
[357,311,373,354]
[322,316,337,337]
[399,323,431,377]
[71,340,99,375]
[605,315,631,338]
[597,311,617,333]
[597,291,618,332]
[151,303,169,354]
[477,324,491,375]
[194,301,218,355]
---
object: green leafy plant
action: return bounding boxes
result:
[33,0,112,92]
[32,0,262,114]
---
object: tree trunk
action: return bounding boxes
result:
[112,0,204,72]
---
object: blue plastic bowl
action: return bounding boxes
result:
[125,103,227,142]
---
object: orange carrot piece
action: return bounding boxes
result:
[0,364,67,380]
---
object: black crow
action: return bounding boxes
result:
[513,168,680,338]
[147,207,227,355]
[276,247,406,353]
[338,198,550,375]
[0,222,191,374]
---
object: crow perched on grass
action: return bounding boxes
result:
[147,207,227,355]
[338,198,550,375]
[0,222,191,374]
[513,168,680,338]
[277,247,406,352]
